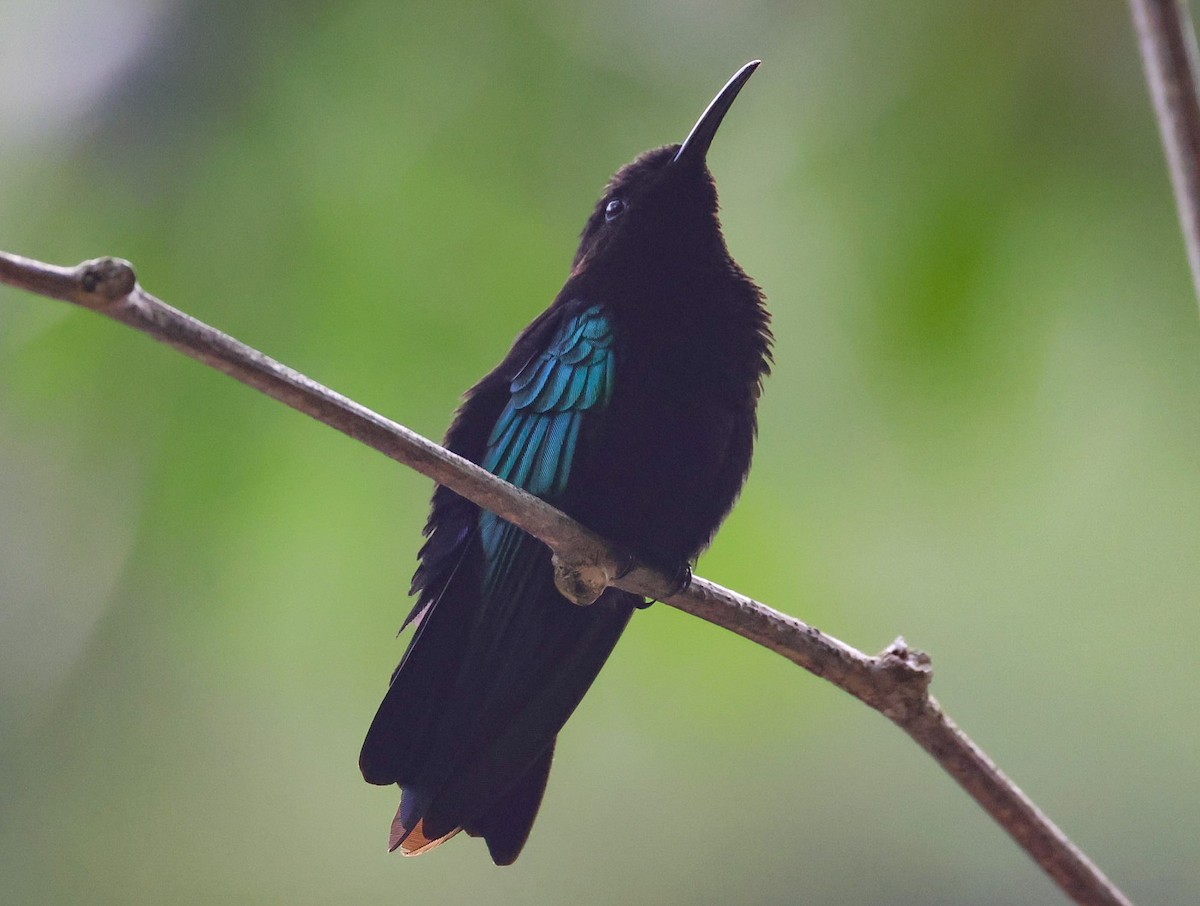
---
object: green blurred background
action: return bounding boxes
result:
[1,1,1196,903]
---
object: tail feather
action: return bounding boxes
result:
[463,740,556,865]
[390,815,461,856]
[389,786,462,855]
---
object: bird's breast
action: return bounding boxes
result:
[565,326,755,566]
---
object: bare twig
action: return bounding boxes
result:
[0,251,1133,906]
[1131,0,1200,304]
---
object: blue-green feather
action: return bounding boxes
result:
[478,304,614,587]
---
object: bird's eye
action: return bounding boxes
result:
[604,198,625,222]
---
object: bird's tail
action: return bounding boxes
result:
[387,739,556,864]
[389,787,461,855]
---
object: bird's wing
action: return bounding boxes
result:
[477,302,615,585]
[361,302,633,863]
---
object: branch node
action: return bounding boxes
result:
[551,552,611,606]
[880,635,933,675]
[871,636,934,722]
[78,257,136,300]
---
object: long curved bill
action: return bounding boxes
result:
[673,60,761,165]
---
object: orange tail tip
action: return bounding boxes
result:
[389,810,461,856]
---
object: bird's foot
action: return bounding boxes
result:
[636,560,692,609]
[663,561,693,597]
[612,549,638,580]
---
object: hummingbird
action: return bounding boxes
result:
[360,60,771,865]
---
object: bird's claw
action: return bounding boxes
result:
[635,561,692,610]
[613,550,638,580]
[664,562,693,597]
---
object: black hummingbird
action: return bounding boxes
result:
[360,60,772,864]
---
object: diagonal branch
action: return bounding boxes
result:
[1131,0,1200,304]
[0,251,1133,906]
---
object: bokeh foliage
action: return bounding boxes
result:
[1,1,1197,903]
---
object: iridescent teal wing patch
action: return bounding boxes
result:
[478,304,614,586]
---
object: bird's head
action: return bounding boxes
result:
[570,61,760,284]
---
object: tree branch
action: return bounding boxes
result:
[0,251,1133,906]
[1131,0,1200,304]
